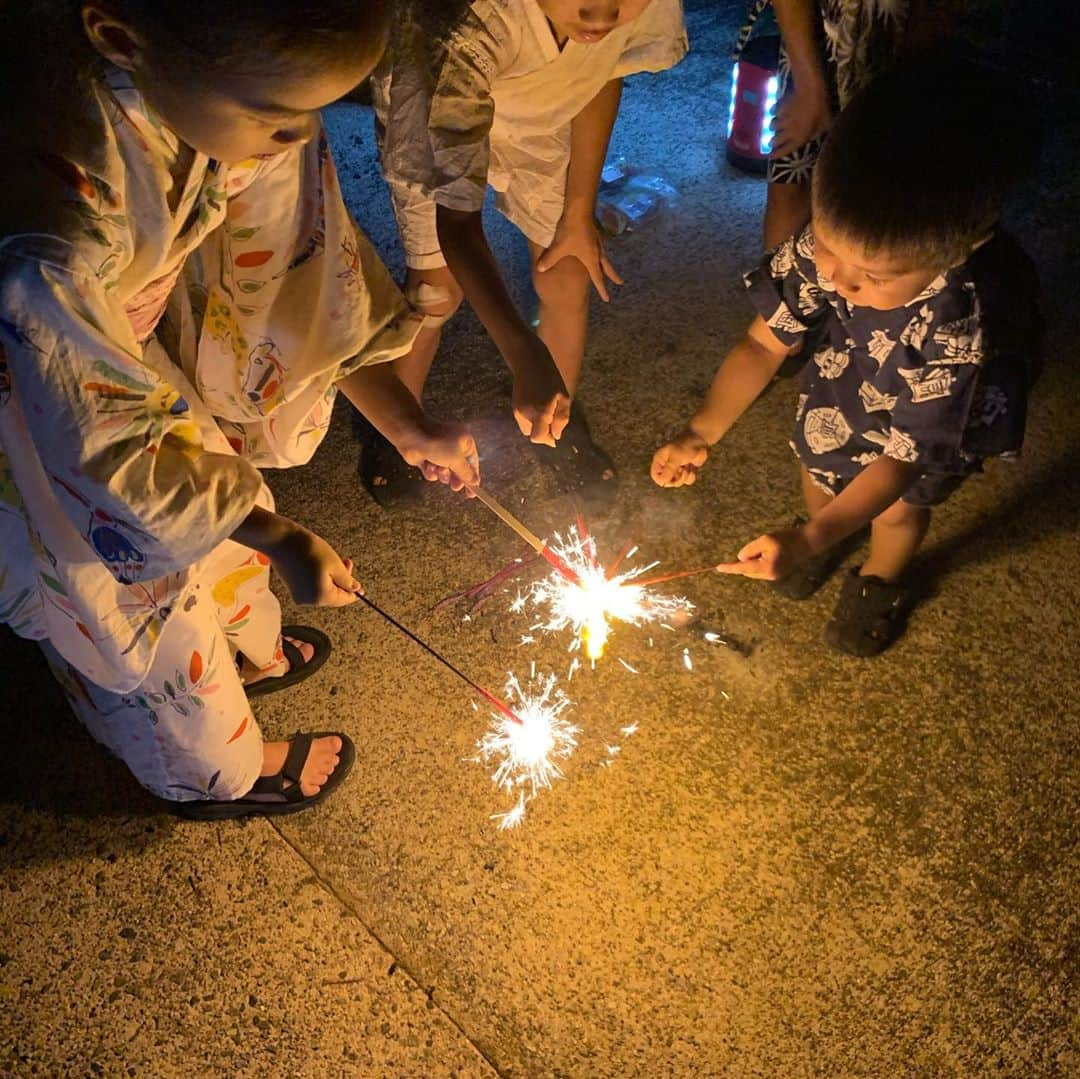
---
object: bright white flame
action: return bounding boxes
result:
[477,671,578,800]
[526,526,693,661]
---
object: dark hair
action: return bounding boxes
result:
[123,0,392,68]
[813,50,1040,269]
[399,0,474,45]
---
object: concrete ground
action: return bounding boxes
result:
[2,3,1077,1076]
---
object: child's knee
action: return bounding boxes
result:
[875,499,928,528]
[406,271,463,328]
[532,257,590,309]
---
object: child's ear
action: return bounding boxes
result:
[81,2,144,72]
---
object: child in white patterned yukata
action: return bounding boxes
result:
[364,0,687,510]
[653,56,1040,656]
[0,2,479,816]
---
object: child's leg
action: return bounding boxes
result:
[392,266,464,404]
[763,180,812,250]
[862,498,931,581]
[527,240,591,395]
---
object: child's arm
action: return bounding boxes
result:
[651,316,793,487]
[338,361,480,492]
[535,78,625,301]
[770,0,833,160]
[436,205,570,446]
[230,507,362,607]
[717,457,923,580]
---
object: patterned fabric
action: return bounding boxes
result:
[0,66,418,695]
[374,0,688,266]
[40,536,284,802]
[743,227,1036,499]
[735,0,910,184]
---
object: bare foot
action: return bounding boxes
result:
[260,735,342,797]
[240,635,314,687]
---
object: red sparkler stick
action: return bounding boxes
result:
[356,594,522,725]
[632,564,720,588]
[605,536,636,580]
[467,486,581,585]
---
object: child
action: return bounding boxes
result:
[652,56,1040,656]
[738,0,951,248]
[0,1,479,817]
[363,0,688,509]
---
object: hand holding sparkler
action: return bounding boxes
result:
[234,509,362,607]
[714,526,813,581]
[398,417,480,494]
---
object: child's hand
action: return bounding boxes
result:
[537,213,624,302]
[714,526,813,581]
[510,337,571,447]
[772,80,833,160]
[651,429,710,487]
[267,525,363,607]
[398,418,481,494]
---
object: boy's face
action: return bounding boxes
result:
[811,219,944,311]
[82,4,385,163]
[539,0,654,44]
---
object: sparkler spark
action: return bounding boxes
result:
[477,671,578,807]
[491,791,529,830]
[524,525,694,661]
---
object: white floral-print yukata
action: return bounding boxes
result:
[374,0,688,268]
[0,68,419,801]
[743,226,1040,505]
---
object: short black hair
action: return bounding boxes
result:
[813,50,1040,269]
[125,0,392,68]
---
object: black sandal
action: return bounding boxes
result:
[771,522,867,601]
[243,625,331,700]
[174,731,356,820]
[532,407,618,515]
[356,418,425,510]
[825,567,911,657]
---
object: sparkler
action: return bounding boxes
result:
[355,596,576,828]
[467,486,581,584]
[477,668,578,807]
[519,524,694,662]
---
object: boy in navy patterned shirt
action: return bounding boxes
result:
[652,55,1040,656]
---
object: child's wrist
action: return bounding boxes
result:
[686,417,717,448]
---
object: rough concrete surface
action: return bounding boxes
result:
[1,2,1077,1077]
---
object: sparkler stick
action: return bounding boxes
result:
[633,564,720,588]
[467,486,581,584]
[605,536,636,580]
[356,593,521,725]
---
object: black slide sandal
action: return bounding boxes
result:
[243,625,331,700]
[174,731,356,820]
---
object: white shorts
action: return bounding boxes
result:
[386,157,569,271]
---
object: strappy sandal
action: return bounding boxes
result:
[243,625,331,700]
[356,418,425,510]
[174,731,356,820]
[771,522,868,601]
[825,567,911,657]
[532,407,618,515]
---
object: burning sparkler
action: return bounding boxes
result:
[355,596,577,828]
[477,668,578,815]
[518,523,694,662]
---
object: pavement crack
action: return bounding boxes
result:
[264,819,506,1078]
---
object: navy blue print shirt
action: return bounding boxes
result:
[743,227,1036,488]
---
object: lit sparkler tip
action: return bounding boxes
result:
[521,524,694,664]
[477,670,578,799]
